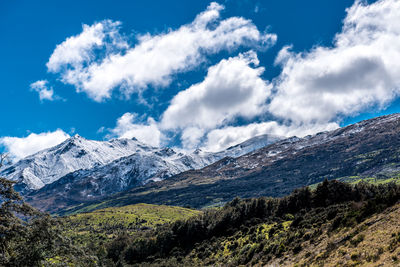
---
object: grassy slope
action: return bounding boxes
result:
[308,172,400,190]
[108,181,400,266]
[276,203,400,266]
[182,203,400,266]
[336,175,400,185]
[59,181,400,266]
[62,203,201,246]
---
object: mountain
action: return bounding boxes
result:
[61,113,400,214]
[1,133,279,195]
[0,132,279,211]
[0,135,157,192]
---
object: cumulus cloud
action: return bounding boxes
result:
[30,80,55,101]
[191,0,400,152]
[39,0,400,154]
[269,0,400,124]
[46,2,276,101]
[0,130,70,161]
[47,20,127,73]
[160,51,272,148]
[159,0,400,151]
[109,113,163,147]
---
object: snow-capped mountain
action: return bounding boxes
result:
[1,133,280,195]
[0,135,160,191]
[22,133,282,209]
[22,113,400,214]
[52,113,400,214]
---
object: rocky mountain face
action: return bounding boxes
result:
[60,113,400,214]
[0,132,280,211]
[1,135,145,191]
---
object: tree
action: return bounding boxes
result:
[0,154,96,266]
[0,154,38,265]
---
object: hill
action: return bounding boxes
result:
[3,176,400,266]
[98,180,400,266]
[61,203,200,249]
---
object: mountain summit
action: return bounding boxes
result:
[1,136,152,191]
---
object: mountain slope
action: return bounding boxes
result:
[22,134,280,212]
[63,113,400,214]
[89,180,400,266]
[1,132,278,194]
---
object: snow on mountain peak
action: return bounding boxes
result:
[1,133,282,194]
[0,136,153,191]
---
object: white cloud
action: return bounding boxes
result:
[269,0,400,124]
[40,0,400,154]
[47,20,127,73]
[109,113,163,147]
[0,130,70,161]
[30,80,55,101]
[193,0,400,152]
[160,51,272,148]
[204,121,339,152]
[46,2,276,102]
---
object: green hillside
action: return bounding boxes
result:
[62,203,201,247]
[4,176,400,266]
[68,170,400,216]
[308,173,400,190]
[98,180,400,266]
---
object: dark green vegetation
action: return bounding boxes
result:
[101,180,400,266]
[58,114,400,215]
[3,171,400,266]
[0,174,199,266]
[0,157,96,266]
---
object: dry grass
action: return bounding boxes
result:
[269,203,400,266]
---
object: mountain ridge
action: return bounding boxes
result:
[0,133,281,212]
[1,135,149,191]
[1,133,280,194]
[57,113,400,215]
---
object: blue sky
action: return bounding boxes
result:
[2,0,400,159]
